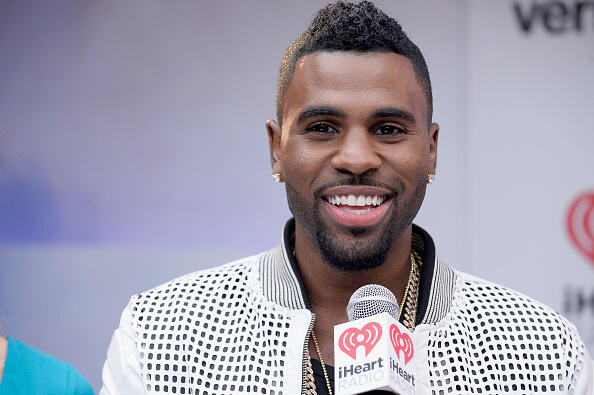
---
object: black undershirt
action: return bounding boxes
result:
[311,359,334,395]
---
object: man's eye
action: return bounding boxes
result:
[306,123,337,134]
[374,125,405,136]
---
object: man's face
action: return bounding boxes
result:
[268,51,438,271]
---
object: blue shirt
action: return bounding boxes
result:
[0,338,94,395]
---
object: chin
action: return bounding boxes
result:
[314,226,395,272]
[286,179,421,271]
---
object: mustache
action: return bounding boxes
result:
[314,177,399,197]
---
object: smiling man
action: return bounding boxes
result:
[101,2,592,394]
[266,49,437,375]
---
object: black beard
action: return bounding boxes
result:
[285,177,426,272]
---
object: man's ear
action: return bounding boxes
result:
[428,122,439,174]
[266,119,282,176]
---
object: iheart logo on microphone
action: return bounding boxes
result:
[338,322,382,360]
[389,324,414,365]
[334,314,416,394]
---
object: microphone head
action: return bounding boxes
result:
[346,284,399,321]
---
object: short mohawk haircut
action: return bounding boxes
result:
[276,1,432,126]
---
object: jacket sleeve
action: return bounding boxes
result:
[99,300,146,395]
[574,348,594,395]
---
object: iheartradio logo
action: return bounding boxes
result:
[389,324,414,365]
[567,192,594,266]
[338,322,382,360]
[337,321,415,365]
[334,313,417,394]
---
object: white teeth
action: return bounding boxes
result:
[342,207,374,214]
[327,194,387,207]
[356,196,366,206]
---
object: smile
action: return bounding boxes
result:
[321,188,393,228]
[324,194,388,214]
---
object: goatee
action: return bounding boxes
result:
[285,177,425,272]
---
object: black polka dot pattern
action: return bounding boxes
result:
[116,247,588,394]
[426,275,586,394]
[130,259,291,394]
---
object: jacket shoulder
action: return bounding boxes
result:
[454,271,582,343]
[129,254,262,314]
[455,271,573,324]
[447,271,588,391]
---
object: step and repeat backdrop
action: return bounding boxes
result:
[0,0,592,391]
[466,0,594,351]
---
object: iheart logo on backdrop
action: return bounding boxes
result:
[338,322,382,360]
[389,324,414,365]
[567,192,594,267]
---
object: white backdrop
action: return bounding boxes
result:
[0,1,592,391]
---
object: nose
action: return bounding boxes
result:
[330,128,382,176]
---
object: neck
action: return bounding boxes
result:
[294,224,413,323]
[292,223,414,366]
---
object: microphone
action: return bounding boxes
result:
[334,284,417,395]
[347,284,400,321]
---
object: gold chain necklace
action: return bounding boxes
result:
[399,250,421,331]
[305,251,422,394]
[310,331,333,395]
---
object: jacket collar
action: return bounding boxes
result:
[259,218,456,325]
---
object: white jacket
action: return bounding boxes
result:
[101,221,593,394]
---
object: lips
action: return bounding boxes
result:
[321,186,393,228]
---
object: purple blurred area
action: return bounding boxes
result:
[0,0,295,248]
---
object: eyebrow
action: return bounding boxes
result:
[296,106,416,125]
[372,107,416,125]
[296,106,347,124]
